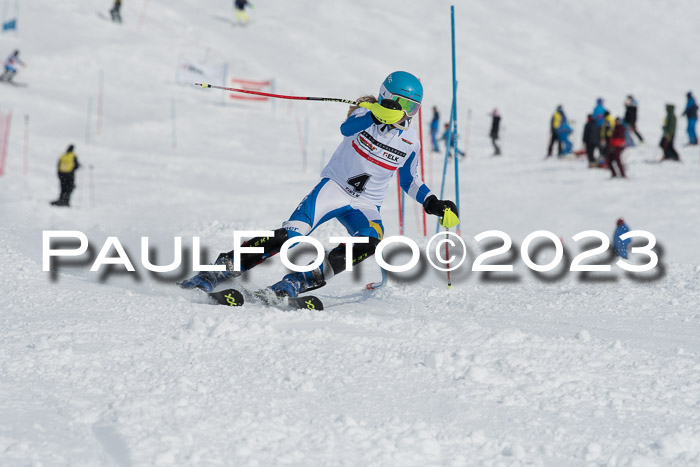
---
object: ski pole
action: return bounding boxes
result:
[366,268,388,291]
[445,228,453,289]
[196,82,360,106]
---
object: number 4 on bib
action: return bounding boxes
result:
[347,173,371,194]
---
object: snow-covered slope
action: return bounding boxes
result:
[1,0,700,465]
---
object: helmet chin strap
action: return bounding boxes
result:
[391,114,412,130]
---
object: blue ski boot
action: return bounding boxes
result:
[269,268,325,298]
[180,254,237,292]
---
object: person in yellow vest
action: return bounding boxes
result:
[599,111,616,159]
[51,144,81,207]
[547,105,564,157]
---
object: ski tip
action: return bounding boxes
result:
[291,296,324,311]
[208,288,245,307]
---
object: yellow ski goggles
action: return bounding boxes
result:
[388,95,421,117]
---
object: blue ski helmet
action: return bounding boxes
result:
[378,71,423,117]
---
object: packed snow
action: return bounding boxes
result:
[1,0,699,465]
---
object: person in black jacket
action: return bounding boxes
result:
[110,0,122,23]
[582,114,600,167]
[489,108,501,155]
[624,95,643,143]
[234,0,250,23]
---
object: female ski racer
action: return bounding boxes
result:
[181,71,459,298]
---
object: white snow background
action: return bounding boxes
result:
[1,0,700,465]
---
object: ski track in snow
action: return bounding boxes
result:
[2,0,700,465]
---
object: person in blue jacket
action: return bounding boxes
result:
[592,98,607,128]
[558,120,573,155]
[682,91,698,145]
[430,106,440,152]
[555,107,572,156]
[440,122,465,157]
[613,218,631,259]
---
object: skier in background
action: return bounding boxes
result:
[0,50,25,83]
[682,91,698,145]
[489,108,501,156]
[606,117,627,178]
[430,106,440,152]
[234,0,251,24]
[624,95,644,143]
[582,114,600,167]
[558,118,573,156]
[181,72,459,298]
[547,105,565,157]
[660,104,680,161]
[613,218,631,259]
[51,145,81,207]
[110,0,122,23]
[441,122,465,157]
[592,98,607,128]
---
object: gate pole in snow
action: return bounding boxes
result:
[89,165,95,208]
[450,5,462,236]
[97,70,104,137]
[397,175,404,235]
[0,111,11,176]
[171,98,177,149]
[437,97,455,233]
[85,98,92,144]
[23,114,28,176]
[303,116,309,172]
[138,0,149,31]
[401,190,406,234]
[295,116,306,172]
[418,103,427,236]
[221,64,228,107]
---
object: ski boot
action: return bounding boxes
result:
[179,253,238,292]
[269,268,325,298]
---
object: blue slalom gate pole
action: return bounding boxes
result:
[450,5,461,235]
[436,97,455,233]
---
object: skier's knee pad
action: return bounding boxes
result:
[328,237,380,275]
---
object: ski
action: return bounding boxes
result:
[243,288,324,311]
[208,288,245,307]
[288,295,324,311]
[0,80,27,87]
[207,287,323,311]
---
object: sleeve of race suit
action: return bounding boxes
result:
[398,149,433,204]
[340,108,374,137]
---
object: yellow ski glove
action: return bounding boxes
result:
[359,101,405,125]
[440,208,460,229]
[423,196,460,229]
